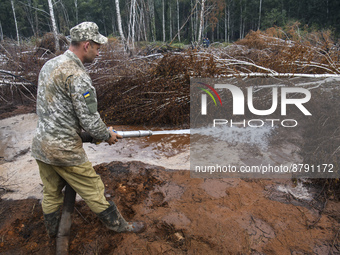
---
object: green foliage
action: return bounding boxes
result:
[261,8,287,29]
[170,42,185,48]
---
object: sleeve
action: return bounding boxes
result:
[69,74,111,141]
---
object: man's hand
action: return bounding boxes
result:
[106,126,123,145]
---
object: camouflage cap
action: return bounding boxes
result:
[70,22,108,44]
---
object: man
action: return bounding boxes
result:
[32,22,145,237]
[206,37,210,48]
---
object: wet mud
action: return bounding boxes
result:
[0,161,339,254]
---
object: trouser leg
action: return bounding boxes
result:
[37,160,65,237]
[37,160,145,233]
[37,160,66,214]
[51,161,110,214]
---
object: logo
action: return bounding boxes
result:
[197,82,222,114]
[198,83,312,127]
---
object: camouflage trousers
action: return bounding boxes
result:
[37,160,110,214]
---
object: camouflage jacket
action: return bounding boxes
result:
[32,50,110,166]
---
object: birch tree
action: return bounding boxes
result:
[198,0,206,43]
[47,0,59,51]
[34,0,39,36]
[114,0,125,42]
[128,1,132,43]
[148,0,156,41]
[169,3,172,40]
[74,0,78,24]
[162,0,165,41]
[115,0,129,51]
[11,0,20,45]
[190,0,194,41]
[239,0,243,39]
[0,21,3,42]
[138,1,147,41]
[177,0,180,42]
[131,0,136,48]
[224,2,228,42]
[258,0,262,30]
[193,0,198,41]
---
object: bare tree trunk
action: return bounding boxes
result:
[136,2,141,41]
[47,0,59,51]
[243,2,246,38]
[115,0,129,51]
[131,0,136,48]
[24,0,36,37]
[169,0,197,45]
[111,16,116,35]
[169,3,172,40]
[225,2,227,42]
[128,1,132,43]
[258,0,262,30]
[227,2,230,42]
[194,0,198,41]
[198,0,205,43]
[239,1,242,39]
[34,0,39,36]
[162,0,165,42]
[11,0,20,45]
[217,19,219,41]
[0,21,3,42]
[191,0,194,41]
[148,0,156,41]
[74,0,78,24]
[141,3,147,41]
[177,0,180,42]
[58,0,70,34]
[111,0,116,36]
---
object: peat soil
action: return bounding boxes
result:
[0,160,340,254]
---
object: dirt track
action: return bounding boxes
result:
[0,160,340,254]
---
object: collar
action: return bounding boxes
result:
[64,50,86,70]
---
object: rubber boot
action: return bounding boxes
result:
[97,201,145,233]
[43,210,61,238]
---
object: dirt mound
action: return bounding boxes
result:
[0,161,339,254]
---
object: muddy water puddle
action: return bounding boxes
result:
[84,125,191,169]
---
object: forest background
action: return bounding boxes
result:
[1,0,340,46]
